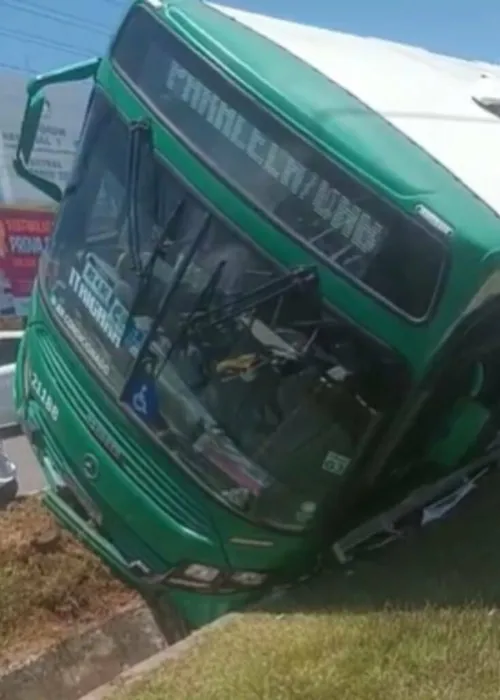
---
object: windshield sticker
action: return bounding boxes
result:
[130,385,149,417]
[122,356,169,432]
[122,324,148,358]
[321,451,351,477]
[68,261,127,348]
[50,295,111,376]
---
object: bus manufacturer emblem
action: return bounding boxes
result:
[86,412,123,462]
[82,454,99,481]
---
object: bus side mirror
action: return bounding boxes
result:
[18,94,45,164]
[13,57,101,203]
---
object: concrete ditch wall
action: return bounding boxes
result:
[0,603,168,700]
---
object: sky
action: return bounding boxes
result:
[0,0,499,76]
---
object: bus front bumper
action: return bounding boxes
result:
[41,452,148,590]
[37,450,261,630]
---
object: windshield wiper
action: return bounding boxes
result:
[119,211,212,401]
[186,264,318,334]
[161,259,227,369]
[125,120,152,275]
[141,199,186,281]
[122,198,186,324]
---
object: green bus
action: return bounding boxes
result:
[13,0,500,631]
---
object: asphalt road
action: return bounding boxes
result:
[5,434,45,494]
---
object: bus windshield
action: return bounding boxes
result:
[42,91,384,532]
[111,4,448,321]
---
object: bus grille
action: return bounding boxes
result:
[38,331,213,538]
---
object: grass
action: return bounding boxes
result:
[0,495,138,669]
[114,469,500,700]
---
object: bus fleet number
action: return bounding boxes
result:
[30,372,59,421]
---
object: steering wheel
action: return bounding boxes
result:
[115,250,133,276]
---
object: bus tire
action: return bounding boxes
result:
[144,589,192,643]
[0,478,18,510]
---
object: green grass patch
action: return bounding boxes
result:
[114,471,500,700]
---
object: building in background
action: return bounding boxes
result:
[0,71,90,204]
[0,71,90,323]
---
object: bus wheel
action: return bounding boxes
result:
[0,478,18,510]
[144,590,191,643]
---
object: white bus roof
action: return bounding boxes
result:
[211,4,500,217]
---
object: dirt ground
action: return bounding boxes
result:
[0,496,138,670]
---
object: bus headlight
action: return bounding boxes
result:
[163,562,269,593]
[230,571,267,587]
[183,563,220,583]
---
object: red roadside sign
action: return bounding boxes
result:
[0,206,54,319]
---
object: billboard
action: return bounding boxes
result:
[0,72,90,323]
[0,206,54,318]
